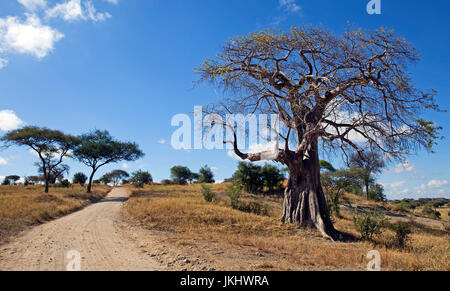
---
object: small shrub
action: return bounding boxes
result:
[353,211,387,241]
[422,204,441,220]
[54,179,71,188]
[160,179,173,185]
[226,182,242,209]
[236,200,270,216]
[201,184,215,202]
[393,222,412,249]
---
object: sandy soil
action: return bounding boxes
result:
[0,188,164,271]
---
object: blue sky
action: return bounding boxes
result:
[0,0,449,200]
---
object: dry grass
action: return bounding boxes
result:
[124,183,449,271]
[0,184,110,244]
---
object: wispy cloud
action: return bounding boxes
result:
[279,0,301,13]
[388,161,418,174]
[428,180,448,189]
[17,0,47,11]
[158,139,168,145]
[46,0,111,22]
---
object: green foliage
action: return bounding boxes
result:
[235,199,270,216]
[2,178,11,186]
[1,126,79,192]
[129,170,153,188]
[392,222,412,249]
[73,173,88,186]
[170,166,193,185]
[226,182,242,209]
[368,184,387,202]
[201,184,215,202]
[198,165,215,184]
[353,211,387,241]
[160,179,173,185]
[107,170,130,186]
[55,179,71,188]
[5,175,20,185]
[232,162,263,193]
[99,174,113,185]
[260,164,285,192]
[319,160,336,172]
[232,162,284,193]
[74,130,144,192]
[422,204,441,220]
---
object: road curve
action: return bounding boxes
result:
[0,188,161,271]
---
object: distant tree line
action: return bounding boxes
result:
[161,165,215,185]
[1,126,145,193]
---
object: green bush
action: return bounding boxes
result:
[226,182,242,209]
[160,179,173,185]
[393,222,412,249]
[55,179,71,188]
[201,184,215,202]
[422,204,441,220]
[353,211,387,241]
[236,200,270,216]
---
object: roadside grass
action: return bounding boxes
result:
[124,183,449,271]
[0,184,111,244]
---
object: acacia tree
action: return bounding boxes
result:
[1,126,80,193]
[349,151,385,200]
[197,26,442,240]
[74,130,144,193]
[36,163,70,184]
[107,170,130,186]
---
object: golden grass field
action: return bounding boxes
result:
[124,183,450,271]
[0,184,110,244]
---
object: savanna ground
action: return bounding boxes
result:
[0,184,110,245]
[123,183,450,271]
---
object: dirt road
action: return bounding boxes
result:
[0,188,162,271]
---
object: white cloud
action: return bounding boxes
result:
[104,0,118,4]
[428,180,449,189]
[0,14,64,59]
[388,161,418,174]
[0,110,24,131]
[210,166,218,171]
[397,189,410,196]
[0,157,7,165]
[122,163,129,169]
[158,139,167,145]
[279,0,301,13]
[17,0,47,11]
[46,0,111,22]
[383,181,406,190]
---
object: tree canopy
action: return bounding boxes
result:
[1,126,79,192]
[197,25,443,240]
[74,130,144,192]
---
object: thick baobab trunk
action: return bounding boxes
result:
[281,142,340,241]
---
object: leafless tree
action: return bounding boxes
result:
[197,26,442,240]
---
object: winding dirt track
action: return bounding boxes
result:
[0,188,161,271]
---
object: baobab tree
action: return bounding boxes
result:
[197,26,442,240]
